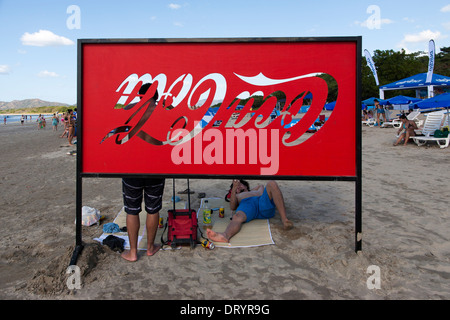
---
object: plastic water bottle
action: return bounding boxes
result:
[203,200,212,226]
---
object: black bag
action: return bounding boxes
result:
[103,235,125,252]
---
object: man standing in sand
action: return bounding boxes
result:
[121,83,165,262]
[207,180,293,243]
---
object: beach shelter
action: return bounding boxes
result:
[379,73,450,99]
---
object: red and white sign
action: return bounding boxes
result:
[80,39,358,177]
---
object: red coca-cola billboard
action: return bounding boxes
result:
[79,38,361,178]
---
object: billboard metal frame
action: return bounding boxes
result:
[71,36,362,265]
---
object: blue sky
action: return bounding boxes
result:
[1,0,449,104]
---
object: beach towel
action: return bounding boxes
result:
[198,198,274,248]
[94,197,274,250]
[94,200,186,250]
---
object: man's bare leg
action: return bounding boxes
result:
[207,212,247,242]
[146,212,161,256]
[265,181,293,230]
[121,214,140,262]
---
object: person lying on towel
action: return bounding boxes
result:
[207,180,293,243]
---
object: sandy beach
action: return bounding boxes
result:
[0,115,449,301]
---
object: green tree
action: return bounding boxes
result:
[361,47,450,100]
[435,46,450,77]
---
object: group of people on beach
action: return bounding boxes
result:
[32,109,77,145]
[58,109,77,145]
[362,99,418,146]
[121,177,294,262]
[362,99,387,127]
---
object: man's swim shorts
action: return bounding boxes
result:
[122,178,165,215]
[236,187,276,222]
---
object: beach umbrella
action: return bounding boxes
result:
[362,97,386,110]
[411,92,450,110]
[379,95,421,106]
[324,101,336,111]
[362,97,386,106]
[379,95,422,113]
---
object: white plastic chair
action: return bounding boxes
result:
[411,111,448,148]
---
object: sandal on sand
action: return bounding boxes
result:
[198,192,206,199]
[178,188,194,194]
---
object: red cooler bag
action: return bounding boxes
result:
[167,208,198,249]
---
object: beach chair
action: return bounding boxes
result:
[382,110,420,128]
[362,118,375,127]
[411,111,448,148]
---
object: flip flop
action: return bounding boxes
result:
[224,188,232,202]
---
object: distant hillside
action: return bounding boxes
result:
[0,99,72,111]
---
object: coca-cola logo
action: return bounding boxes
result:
[101,71,334,175]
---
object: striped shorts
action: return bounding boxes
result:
[122,178,165,215]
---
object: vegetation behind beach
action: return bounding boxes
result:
[0,106,74,114]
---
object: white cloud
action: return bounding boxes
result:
[168,3,181,9]
[174,21,184,27]
[0,65,11,75]
[21,30,74,47]
[397,29,446,52]
[38,70,59,78]
[402,30,442,43]
[440,4,450,12]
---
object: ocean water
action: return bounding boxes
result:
[2,114,53,124]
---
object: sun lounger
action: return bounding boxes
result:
[382,110,420,128]
[411,135,449,148]
[411,111,448,148]
[362,118,375,127]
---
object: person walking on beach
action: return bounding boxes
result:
[374,99,386,127]
[207,180,293,243]
[52,113,58,131]
[67,110,75,145]
[37,114,42,130]
[120,82,166,262]
[60,114,69,138]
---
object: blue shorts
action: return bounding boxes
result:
[236,187,276,222]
